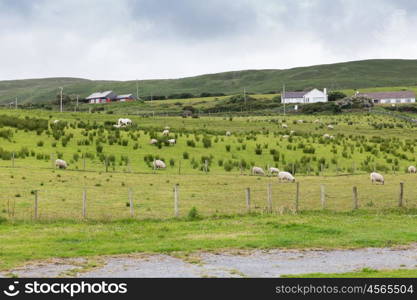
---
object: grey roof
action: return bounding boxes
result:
[86,91,114,99]
[283,91,308,99]
[116,94,134,99]
[358,91,415,100]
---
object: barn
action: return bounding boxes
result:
[116,94,136,102]
[357,91,416,104]
[282,88,328,104]
[85,91,117,104]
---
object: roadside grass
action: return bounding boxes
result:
[1,210,417,271]
[282,268,417,278]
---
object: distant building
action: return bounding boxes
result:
[86,91,117,104]
[116,94,136,102]
[282,88,328,104]
[357,91,416,104]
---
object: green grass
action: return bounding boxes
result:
[3,59,417,104]
[282,268,417,278]
[1,210,417,271]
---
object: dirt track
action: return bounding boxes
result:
[2,246,417,278]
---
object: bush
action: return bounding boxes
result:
[187,207,201,220]
[183,152,189,159]
[202,136,212,148]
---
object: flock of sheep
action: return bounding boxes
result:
[51,118,417,186]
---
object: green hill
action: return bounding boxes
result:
[1,59,417,104]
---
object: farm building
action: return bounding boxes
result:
[282,88,328,104]
[357,91,416,104]
[86,91,117,104]
[116,94,136,102]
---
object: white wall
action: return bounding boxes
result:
[282,89,328,104]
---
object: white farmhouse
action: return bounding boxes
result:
[282,88,328,104]
[357,91,416,104]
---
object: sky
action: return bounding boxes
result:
[1,0,417,81]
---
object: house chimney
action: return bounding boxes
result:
[324,88,327,95]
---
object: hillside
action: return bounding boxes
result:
[1,59,417,104]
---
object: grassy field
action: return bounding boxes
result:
[1,108,417,276]
[2,59,417,104]
[1,211,417,271]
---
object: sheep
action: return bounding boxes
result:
[408,166,417,173]
[162,129,170,136]
[153,159,166,169]
[269,167,280,174]
[117,118,132,127]
[282,135,289,139]
[323,133,331,139]
[313,119,321,123]
[370,172,384,185]
[327,124,334,130]
[150,138,158,144]
[55,159,68,169]
[168,139,176,145]
[226,131,232,136]
[53,120,60,124]
[297,120,304,124]
[252,166,265,176]
[278,171,295,183]
[282,124,288,128]
[290,130,295,135]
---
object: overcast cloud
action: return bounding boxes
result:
[0,0,417,80]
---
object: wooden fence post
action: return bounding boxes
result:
[320,184,326,209]
[12,152,15,168]
[34,190,38,220]
[174,184,179,217]
[245,187,251,213]
[267,183,272,213]
[295,182,300,212]
[178,160,181,175]
[399,182,404,207]
[82,188,87,218]
[51,153,55,169]
[129,188,134,217]
[105,157,109,172]
[83,155,86,171]
[352,186,358,209]
[204,160,208,174]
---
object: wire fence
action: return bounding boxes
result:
[1,177,415,221]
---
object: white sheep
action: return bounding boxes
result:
[290,130,295,135]
[168,139,176,145]
[327,124,334,130]
[150,139,158,144]
[153,159,166,169]
[117,118,132,127]
[282,135,290,139]
[278,171,295,182]
[53,120,60,124]
[252,166,265,176]
[282,124,288,128]
[408,166,417,173]
[370,172,384,185]
[269,167,280,174]
[297,120,304,124]
[162,129,170,136]
[226,131,231,136]
[323,133,330,139]
[55,159,68,169]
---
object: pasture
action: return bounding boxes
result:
[1,108,417,274]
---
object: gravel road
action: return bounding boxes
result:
[2,246,417,278]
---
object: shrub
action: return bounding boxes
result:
[187,207,201,220]
[183,152,189,159]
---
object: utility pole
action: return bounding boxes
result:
[15,96,17,109]
[59,87,63,113]
[76,95,79,111]
[282,84,286,116]
[136,80,139,100]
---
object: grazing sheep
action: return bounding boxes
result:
[290,130,295,135]
[168,139,176,145]
[282,124,288,128]
[327,124,334,130]
[297,120,304,124]
[226,131,231,136]
[269,167,280,174]
[117,118,132,127]
[408,166,417,173]
[150,138,158,144]
[53,120,60,124]
[314,119,321,123]
[282,135,289,139]
[153,159,166,169]
[162,129,170,136]
[370,172,384,185]
[252,166,265,176]
[323,133,331,139]
[278,171,295,182]
[55,159,68,169]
